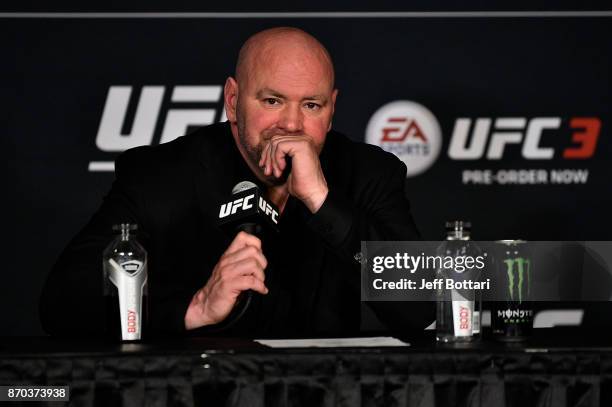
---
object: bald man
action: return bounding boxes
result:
[40,27,432,338]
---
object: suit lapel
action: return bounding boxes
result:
[193,128,235,230]
[192,123,264,238]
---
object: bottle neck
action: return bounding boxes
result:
[121,225,130,241]
[446,230,471,240]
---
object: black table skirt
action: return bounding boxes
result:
[1,334,612,407]
[0,329,612,407]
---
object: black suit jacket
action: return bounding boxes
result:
[40,122,433,338]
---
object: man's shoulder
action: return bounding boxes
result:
[324,129,406,174]
[115,122,229,177]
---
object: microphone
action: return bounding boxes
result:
[214,181,280,330]
[218,181,280,237]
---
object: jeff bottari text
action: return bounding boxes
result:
[372,278,491,291]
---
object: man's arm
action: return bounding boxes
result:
[303,152,434,335]
[307,148,435,336]
[256,133,434,335]
[306,157,420,262]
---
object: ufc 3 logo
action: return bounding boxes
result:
[96,86,226,152]
[448,117,601,160]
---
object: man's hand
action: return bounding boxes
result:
[184,231,268,330]
[259,134,329,213]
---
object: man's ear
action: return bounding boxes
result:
[224,77,238,122]
[328,88,338,131]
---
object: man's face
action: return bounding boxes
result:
[225,45,337,185]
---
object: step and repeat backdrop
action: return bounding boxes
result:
[4,11,611,334]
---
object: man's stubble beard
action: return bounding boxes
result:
[235,109,288,186]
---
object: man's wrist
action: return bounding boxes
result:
[184,290,213,330]
[303,186,329,213]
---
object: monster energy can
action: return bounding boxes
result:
[491,240,534,341]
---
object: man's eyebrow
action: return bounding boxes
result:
[256,88,327,103]
[302,95,327,102]
[256,88,285,99]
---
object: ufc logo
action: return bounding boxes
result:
[219,195,255,218]
[448,117,601,160]
[258,197,279,224]
[96,85,226,152]
[381,117,427,142]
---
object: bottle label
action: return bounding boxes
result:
[451,290,474,337]
[108,259,147,340]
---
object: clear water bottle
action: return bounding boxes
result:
[436,221,482,343]
[103,224,148,341]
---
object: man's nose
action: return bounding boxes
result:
[277,104,304,133]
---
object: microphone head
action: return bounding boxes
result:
[218,180,280,234]
[232,181,257,195]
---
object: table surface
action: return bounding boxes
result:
[2,328,612,358]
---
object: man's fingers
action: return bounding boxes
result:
[224,231,261,255]
[263,140,273,176]
[262,135,308,178]
[270,138,286,178]
[270,140,284,178]
[259,141,268,171]
[273,140,295,177]
[232,275,269,295]
[221,256,267,283]
[267,136,293,178]
[223,245,268,270]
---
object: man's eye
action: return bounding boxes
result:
[264,98,280,105]
[305,102,321,110]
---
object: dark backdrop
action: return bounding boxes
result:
[3,4,611,335]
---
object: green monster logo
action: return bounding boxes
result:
[503,257,530,303]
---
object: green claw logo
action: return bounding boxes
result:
[503,257,530,303]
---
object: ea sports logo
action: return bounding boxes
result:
[366,101,442,177]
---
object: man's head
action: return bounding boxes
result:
[224,27,337,185]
